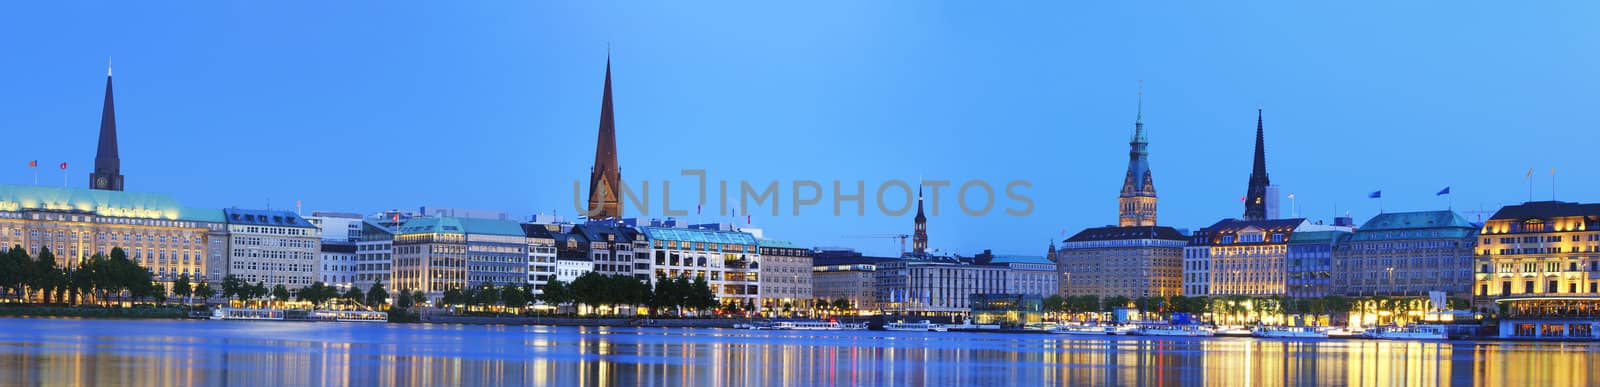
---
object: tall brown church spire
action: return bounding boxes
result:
[91,60,124,191]
[587,55,622,219]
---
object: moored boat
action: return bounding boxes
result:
[1251,325,1329,339]
[1361,325,1447,340]
[1132,324,1214,337]
[210,307,286,321]
[884,320,948,332]
[773,321,869,331]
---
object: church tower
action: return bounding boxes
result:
[911,183,928,256]
[1117,86,1157,227]
[586,55,622,220]
[1243,108,1271,221]
[90,62,124,191]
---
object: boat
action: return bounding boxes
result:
[313,310,388,323]
[772,321,868,331]
[1325,327,1363,338]
[1051,324,1111,336]
[210,307,286,321]
[945,318,1003,331]
[1213,326,1254,337]
[1251,325,1329,339]
[1361,325,1447,340]
[1132,324,1215,337]
[884,320,948,332]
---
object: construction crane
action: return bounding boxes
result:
[842,234,910,255]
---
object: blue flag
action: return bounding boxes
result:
[1436,187,1451,196]
[1368,191,1382,199]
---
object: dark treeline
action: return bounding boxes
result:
[0,245,163,305]
[437,272,721,317]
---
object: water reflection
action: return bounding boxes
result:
[0,318,1594,385]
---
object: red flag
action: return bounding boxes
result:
[28,160,37,168]
[58,162,67,170]
[1239,195,1247,202]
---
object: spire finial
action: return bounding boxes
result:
[107,57,112,77]
[1136,80,1144,123]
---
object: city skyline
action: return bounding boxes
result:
[1,2,1595,256]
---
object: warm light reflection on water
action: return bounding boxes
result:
[0,318,1594,385]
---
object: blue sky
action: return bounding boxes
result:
[1,1,1596,257]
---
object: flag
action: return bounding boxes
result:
[1527,168,1533,178]
[1551,167,1556,176]
[747,215,751,224]
[28,160,36,168]
[1239,196,1247,203]
[1436,187,1450,196]
[1287,193,1295,200]
[58,162,66,170]
[696,203,701,215]
[1368,191,1381,199]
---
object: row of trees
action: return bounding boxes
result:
[432,272,722,317]
[0,246,165,305]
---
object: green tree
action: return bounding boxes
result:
[367,281,389,307]
[344,287,365,307]
[1103,296,1131,312]
[831,298,851,311]
[271,284,291,303]
[412,290,426,307]
[571,272,606,313]
[173,274,193,304]
[501,283,528,310]
[396,288,415,309]
[221,275,244,302]
[539,280,574,311]
[1043,295,1066,316]
[194,281,216,305]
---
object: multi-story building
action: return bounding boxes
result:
[1057,92,1186,298]
[571,224,645,280]
[1060,227,1187,298]
[522,223,560,292]
[1334,210,1476,297]
[1286,230,1349,298]
[758,239,812,312]
[307,212,363,243]
[223,209,321,289]
[813,262,878,311]
[318,241,358,289]
[639,226,762,309]
[1185,218,1308,296]
[354,221,394,292]
[0,185,220,291]
[875,253,1057,316]
[392,217,527,298]
[1473,201,1600,315]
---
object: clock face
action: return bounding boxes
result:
[96,177,107,187]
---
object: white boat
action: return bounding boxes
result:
[884,320,948,332]
[773,321,868,331]
[945,318,1003,331]
[210,307,286,321]
[1051,324,1110,336]
[1326,327,1363,338]
[1106,325,1137,335]
[1213,326,1254,337]
[1362,325,1447,340]
[1252,325,1329,339]
[313,310,388,323]
[1132,324,1214,337]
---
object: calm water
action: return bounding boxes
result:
[0,318,1594,386]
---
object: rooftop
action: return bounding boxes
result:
[1489,201,1600,221]
[397,217,524,236]
[223,208,316,228]
[1359,210,1474,231]
[640,226,757,245]
[0,183,184,220]
[1065,225,1187,242]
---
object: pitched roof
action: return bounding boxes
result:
[1287,230,1351,244]
[1489,201,1600,221]
[1203,218,1306,234]
[1359,210,1474,231]
[223,208,316,228]
[1065,225,1187,242]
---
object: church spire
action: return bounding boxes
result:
[90,60,124,191]
[1118,83,1156,227]
[1243,107,1271,220]
[912,181,928,256]
[586,55,622,220]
